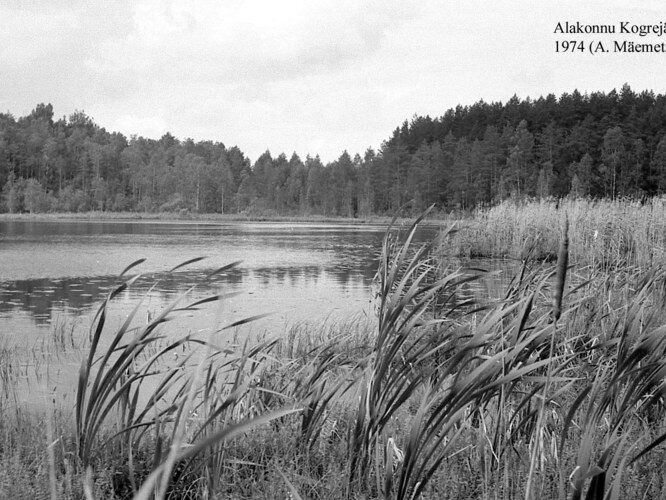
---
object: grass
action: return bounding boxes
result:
[1,206,666,498]
[448,198,666,269]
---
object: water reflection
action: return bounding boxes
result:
[6,220,525,344]
[0,220,522,338]
[1,220,527,413]
[0,220,392,283]
[0,263,376,325]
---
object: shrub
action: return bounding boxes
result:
[23,179,49,213]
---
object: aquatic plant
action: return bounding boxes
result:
[2,210,666,498]
[447,198,666,270]
[74,258,299,497]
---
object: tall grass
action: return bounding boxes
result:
[72,257,301,497]
[351,208,666,498]
[1,209,666,498]
[449,198,666,269]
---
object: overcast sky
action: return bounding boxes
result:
[2,1,666,162]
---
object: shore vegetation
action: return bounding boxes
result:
[1,210,666,499]
[448,197,666,269]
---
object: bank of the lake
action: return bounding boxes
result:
[0,209,455,226]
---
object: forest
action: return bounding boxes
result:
[2,83,666,216]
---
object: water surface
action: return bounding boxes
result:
[0,219,511,408]
[1,220,403,338]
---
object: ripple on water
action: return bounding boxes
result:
[0,220,453,411]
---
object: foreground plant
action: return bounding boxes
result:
[75,257,299,498]
[559,266,666,499]
[4,210,666,499]
[350,208,666,499]
[349,209,558,498]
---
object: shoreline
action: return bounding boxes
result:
[0,210,453,225]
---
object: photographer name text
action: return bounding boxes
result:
[554,21,666,54]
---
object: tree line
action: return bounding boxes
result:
[2,84,666,215]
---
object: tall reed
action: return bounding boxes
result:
[448,198,666,270]
[3,209,666,498]
[346,209,575,498]
[74,258,299,498]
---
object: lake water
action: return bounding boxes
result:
[0,220,395,338]
[0,219,511,409]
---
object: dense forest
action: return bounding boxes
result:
[2,84,666,216]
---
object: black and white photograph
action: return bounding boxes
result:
[1,1,666,498]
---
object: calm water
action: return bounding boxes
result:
[0,220,406,340]
[0,219,511,408]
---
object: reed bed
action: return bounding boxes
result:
[449,198,666,269]
[1,210,666,499]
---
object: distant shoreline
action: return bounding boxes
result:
[0,211,451,225]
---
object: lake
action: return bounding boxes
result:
[0,218,512,409]
[0,219,452,340]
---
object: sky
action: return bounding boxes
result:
[2,0,666,163]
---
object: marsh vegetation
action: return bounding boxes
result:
[1,202,666,499]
